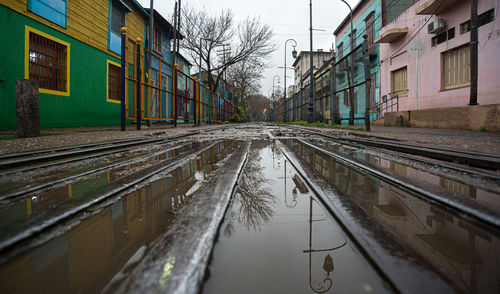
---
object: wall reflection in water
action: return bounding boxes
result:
[284,139,500,294]
[312,139,500,213]
[0,142,206,239]
[0,141,237,294]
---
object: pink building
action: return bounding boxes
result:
[376,0,500,112]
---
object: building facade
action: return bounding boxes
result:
[0,0,148,130]
[334,0,382,124]
[292,50,332,90]
[377,0,500,112]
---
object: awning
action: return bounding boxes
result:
[374,28,408,43]
[416,0,465,15]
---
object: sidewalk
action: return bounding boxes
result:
[369,125,500,155]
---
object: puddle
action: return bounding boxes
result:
[309,139,500,213]
[202,141,394,294]
[0,141,238,294]
[0,142,202,196]
[284,139,500,294]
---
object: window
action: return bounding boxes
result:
[109,0,130,54]
[365,12,375,56]
[460,9,495,34]
[29,0,67,28]
[391,67,408,97]
[442,45,470,90]
[337,43,343,60]
[344,89,350,106]
[431,28,455,47]
[26,27,70,96]
[107,60,121,103]
[154,26,162,53]
[350,29,357,50]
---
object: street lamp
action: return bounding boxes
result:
[284,39,297,123]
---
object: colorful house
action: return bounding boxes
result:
[334,0,381,124]
[376,0,500,112]
[145,8,176,122]
[0,0,148,130]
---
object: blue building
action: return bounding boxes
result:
[334,0,381,124]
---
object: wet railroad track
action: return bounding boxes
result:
[0,124,499,294]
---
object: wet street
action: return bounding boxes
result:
[0,124,499,294]
[203,141,393,294]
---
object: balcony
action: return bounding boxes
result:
[416,0,466,15]
[374,28,408,43]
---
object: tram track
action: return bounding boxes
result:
[276,124,500,180]
[272,138,458,294]
[295,138,499,228]
[0,140,201,202]
[0,131,202,174]
[0,140,221,254]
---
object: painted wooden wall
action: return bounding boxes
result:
[2,0,146,58]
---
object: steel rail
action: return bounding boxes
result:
[0,137,145,160]
[308,132,500,182]
[0,131,200,173]
[273,139,456,294]
[295,138,500,228]
[283,125,500,175]
[0,141,192,202]
[0,141,220,253]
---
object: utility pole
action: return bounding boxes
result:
[308,0,314,123]
[469,0,478,105]
[147,0,154,127]
[177,0,181,54]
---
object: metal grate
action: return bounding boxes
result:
[29,32,67,92]
[108,63,121,101]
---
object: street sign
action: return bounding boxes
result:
[408,40,425,110]
[408,40,425,59]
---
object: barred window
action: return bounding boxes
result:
[391,66,408,97]
[154,27,162,53]
[29,31,68,92]
[442,45,470,90]
[337,43,343,60]
[365,12,375,55]
[108,62,121,102]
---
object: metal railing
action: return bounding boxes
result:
[120,30,236,130]
[369,90,406,118]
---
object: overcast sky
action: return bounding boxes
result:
[137,0,360,97]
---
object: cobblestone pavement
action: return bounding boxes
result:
[1,123,500,155]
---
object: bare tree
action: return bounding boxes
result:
[226,57,265,108]
[247,94,270,122]
[180,7,276,96]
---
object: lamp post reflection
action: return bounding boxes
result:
[269,140,283,170]
[303,197,346,293]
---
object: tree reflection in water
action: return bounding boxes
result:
[224,141,277,238]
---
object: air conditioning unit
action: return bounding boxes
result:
[428,18,446,34]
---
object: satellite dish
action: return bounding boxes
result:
[408,40,425,59]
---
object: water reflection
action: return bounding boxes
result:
[284,139,500,294]
[303,196,347,293]
[0,142,206,243]
[0,141,237,294]
[203,141,392,294]
[312,139,500,213]
[224,141,277,237]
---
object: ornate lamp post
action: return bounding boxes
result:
[284,39,298,123]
